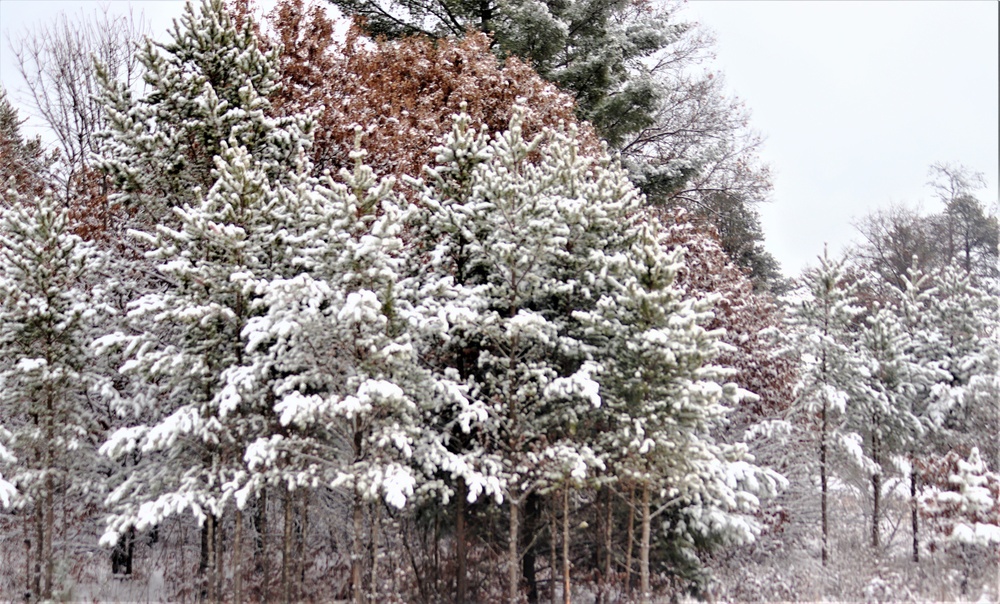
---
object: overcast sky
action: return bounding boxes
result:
[1,0,997,276]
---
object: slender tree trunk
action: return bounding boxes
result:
[255,489,269,602]
[550,500,558,604]
[24,520,31,598]
[215,513,224,602]
[509,495,520,604]
[33,510,42,597]
[522,493,539,604]
[457,478,468,604]
[820,401,829,567]
[639,484,651,604]
[200,520,211,601]
[911,465,919,563]
[871,471,881,550]
[235,509,243,604]
[207,516,216,604]
[871,415,881,551]
[370,502,380,604]
[300,490,309,595]
[602,487,613,604]
[625,487,635,596]
[352,493,364,604]
[43,477,54,599]
[282,490,292,604]
[562,487,571,604]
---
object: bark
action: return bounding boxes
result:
[639,483,651,604]
[561,487,570,604]
[522,493,540,604]
[300,490,310,594]
[283,490,293,604]
[200,519,211,599]
[911,466,919,563]
[457,478,468,604]
[550,500,558,604]
[235,509,243,604]
[215,513,224,602]
[509,496,520,604]
[602,487,613,604]
[370,502,380,604]
[207,515,216,603]
[871,471,882,550]
[820,400,829,567]
[871,413,881,550]
[43,442,54,598]
[352,493,364,604]
[625,487,635,595]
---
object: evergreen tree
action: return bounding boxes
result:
[0,194,109,599]
[852,302,924,550]
[783,249,866,566]
[0,88,49,199]
[96,0,310,227]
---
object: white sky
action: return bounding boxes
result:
[1,0,997,276]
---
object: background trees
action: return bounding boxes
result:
[324,0,781,290]
[0,0,996,601]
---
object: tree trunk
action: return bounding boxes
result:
[283,491,293,604]
[457,478,468,604]
[43,473,54,598]
[215,513,224,602]
[871,413,881,551]
[871,471,881,550]
[254,489,269,602]
[352,493,364,604]
[370,502,380,604]
[33,511,42,597]
[550,500,558,604]
[509,495,520,604]
[299,490,309,595]
[602,487,613,604]
[522,493,539,604]
[625,487,635,595]
[820,400,829,567]
[207,515,216,604]
[911,465,919,563]
[639,483,651,604]
[235,509,243,604]
[562,487,571,604]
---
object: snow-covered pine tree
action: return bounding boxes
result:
[852,301,925,550]
[95,1,315,597]
[921,265,999,466]
[580,216,782,602]
[0,194,109,600]
[405,107,780,602]
[97,142,305,600]
[234,136,432,603]
[783,249,866,566]
[96,0,310,228]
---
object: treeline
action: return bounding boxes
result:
[0,1,996,603]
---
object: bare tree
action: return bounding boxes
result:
[9,6,146,200]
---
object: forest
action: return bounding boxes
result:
[0,0,997,602]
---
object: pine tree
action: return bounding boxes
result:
[96,0,310,227]
[0,88,50,199]
[0,194,109,599]
[852,302,924,550]
[783,249,866,566]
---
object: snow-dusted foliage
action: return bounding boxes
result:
[0,194,110,597]
[919,447,1000,551]
[781,249,868,565]
[403,106,781,601]
[96,0,310,227]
